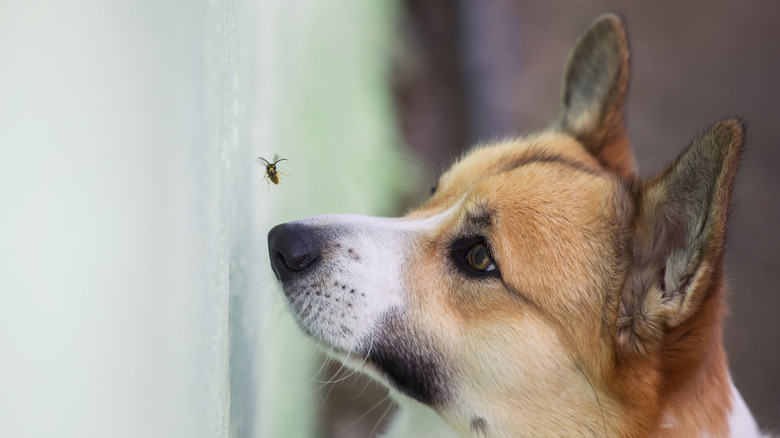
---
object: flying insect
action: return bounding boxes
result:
[258,156,288,190]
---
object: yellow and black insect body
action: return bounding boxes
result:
[258,156,288,190]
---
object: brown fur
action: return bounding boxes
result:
[399,15,744,437]
[271,13,754,438]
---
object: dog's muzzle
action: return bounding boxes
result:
[267,223,321,283]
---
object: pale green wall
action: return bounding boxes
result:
[240,1,415,437]
[0,1,409,437]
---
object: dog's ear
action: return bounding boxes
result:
[616,120,744,356]
[557,14,634,178]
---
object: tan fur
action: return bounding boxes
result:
[392,126,740,437]
[398,133,630,435]
[270,14,761,438]
[392,16,745,437]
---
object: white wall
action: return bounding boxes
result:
[0,1,221,437]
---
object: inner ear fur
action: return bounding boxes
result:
[556,14,635,178]
[616,120,745,356]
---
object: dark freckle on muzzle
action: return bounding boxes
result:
[471,417,488,436]
[347,247,360,261]
[367,313,452,406]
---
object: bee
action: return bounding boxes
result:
[258,155,288,190]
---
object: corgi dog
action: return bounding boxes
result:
[268,14,766,438]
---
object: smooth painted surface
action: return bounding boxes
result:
[0,0,407,437]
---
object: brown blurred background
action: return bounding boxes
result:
[320,1,780,436]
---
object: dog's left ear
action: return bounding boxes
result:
[616,120,744,355]
[557,14,634,178]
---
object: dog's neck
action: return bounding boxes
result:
[637,288,763,438]
[648,345,763,438]
[614,280,764,438]
[381,288,764,437]
[383,374,762,438]
[643,288,731,436]
[649,328,733,437]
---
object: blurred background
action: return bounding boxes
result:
[1,1,777,437]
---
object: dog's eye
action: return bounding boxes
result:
[430,184,438,196]
[451,237,499,278]
[467,243,496,272]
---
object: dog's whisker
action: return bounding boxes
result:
[440,192,479,208]
[309,350,348,400]
[313,334,379,399]
[336,392,392,437]
[576,362,607,438]
[358,329,374,372]
[312,365,344,386]
[353,375,375,400]
[326,349,350,378]
[368,396,396,438]
[313,347,359,391]
[309,346,337,385]
[315,357,361,387]
[396,148,440,179]
[320,356,368,401]
[352,332,376,399]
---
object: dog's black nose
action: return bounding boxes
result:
[268,223,321,281]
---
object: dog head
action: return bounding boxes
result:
[269,14,744,436]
